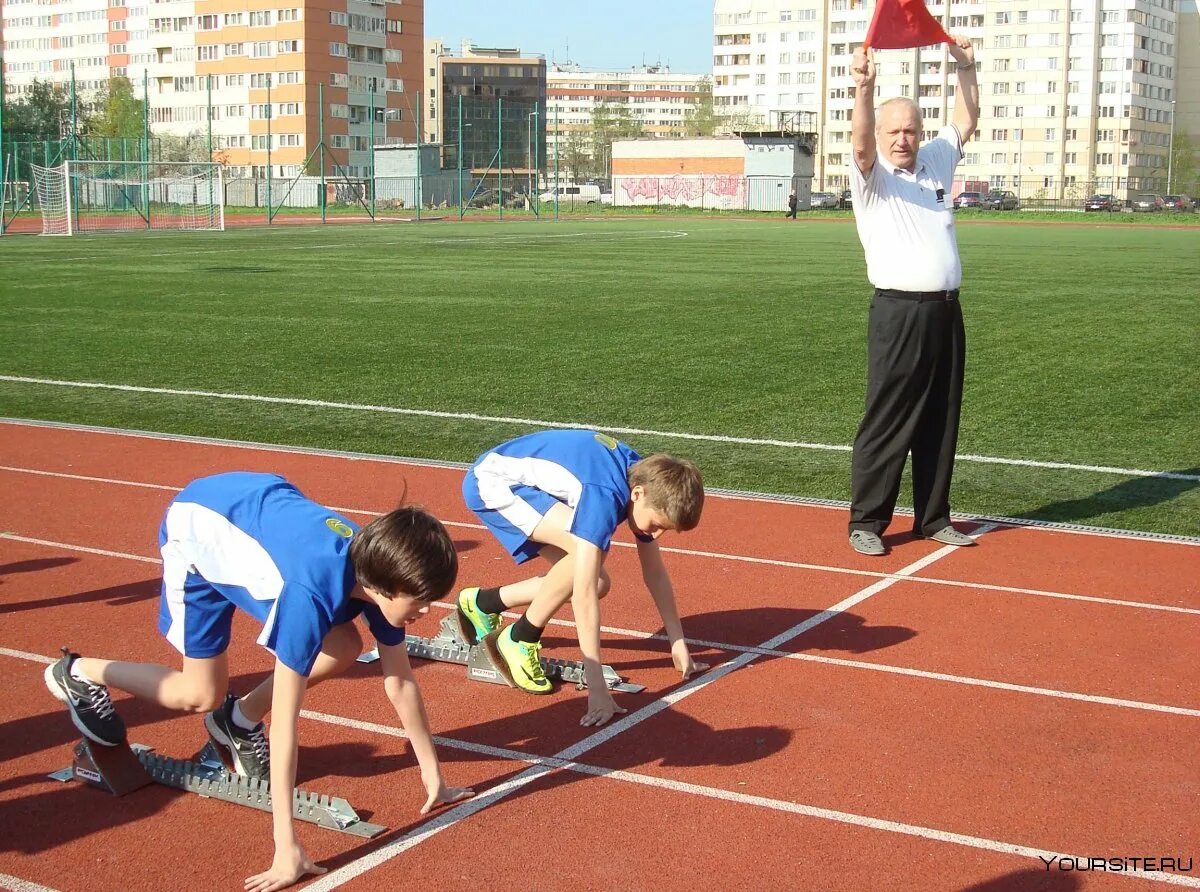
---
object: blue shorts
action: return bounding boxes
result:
[463,468,559,565]
[157,516,254,659]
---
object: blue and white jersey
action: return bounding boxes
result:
[469,430,641,553]
[158,472,404,676]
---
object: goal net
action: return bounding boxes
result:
[32,161,225,235]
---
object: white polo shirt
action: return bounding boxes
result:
[850,125,964,292]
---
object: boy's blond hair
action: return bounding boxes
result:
[628,454,704,531]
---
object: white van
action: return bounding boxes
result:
[538,183,602,204]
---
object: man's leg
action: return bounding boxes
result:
[849,295,925,537]
[911,300,966,536]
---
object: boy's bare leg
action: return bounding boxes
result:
[236,622,364,723]
[76,654,228,713]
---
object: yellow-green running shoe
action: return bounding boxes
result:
[457,587,500,644]
[492,626,551,694]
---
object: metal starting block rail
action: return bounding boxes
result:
[358,612,645,694]
[50,737,386,838]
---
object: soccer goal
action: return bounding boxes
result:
[31,160,225,235]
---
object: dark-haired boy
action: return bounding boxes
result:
[45,471,473,891]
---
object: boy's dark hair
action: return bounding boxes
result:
[349,506,458,602]
[628,454,705,531]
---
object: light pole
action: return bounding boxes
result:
[1167,99,1176,194]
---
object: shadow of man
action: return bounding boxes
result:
[1017,467,1199,527]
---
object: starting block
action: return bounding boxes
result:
[50,736,386,838]
[358,612,645,694]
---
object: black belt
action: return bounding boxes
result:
[875,287,959,302]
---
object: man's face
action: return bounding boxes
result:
[878,104,922,172]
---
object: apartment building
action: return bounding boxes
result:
[1,0,425,178]
[546,62,707,166]
[713,0,1181,197]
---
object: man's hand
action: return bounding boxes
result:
[419,772,475,815]
[851,46,876,91]
[244,841,326,892]
[947,34,975,67]
[671,639,709,680]
[580,690,627,728]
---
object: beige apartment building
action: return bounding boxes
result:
[714,0,1183,198]
[2,0,425,177]
[545,62,707,170]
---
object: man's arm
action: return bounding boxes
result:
[947,35,979,144]
[638,540,708,680]
[378,642,474,814]
[851,46,878,176]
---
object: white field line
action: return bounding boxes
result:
[1,377,1195,483]
[3,418,1197,546]
[3,463,1197,615]
[45,228,691,262]
[0,874,61,892]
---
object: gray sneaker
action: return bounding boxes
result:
[928,526,976,547]
[849,530,886,556]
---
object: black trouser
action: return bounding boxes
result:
[849,289,965,537]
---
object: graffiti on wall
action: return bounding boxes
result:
[616,175,748,209]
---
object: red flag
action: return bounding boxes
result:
[863,0,951,50]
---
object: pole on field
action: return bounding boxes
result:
[319,82,327,224]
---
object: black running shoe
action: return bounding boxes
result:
[204,693,270,780]
[44,647,127,746]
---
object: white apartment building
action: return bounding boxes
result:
[546,62,707,167]
[2,0,424,178]
[714,0,1181,198]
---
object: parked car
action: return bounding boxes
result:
[982,190,1020,210]
[953,191,984,209]
[810,191,840,209]
[1131,193,1163,212]
[1160,194,1194,212]
[839,189,853,209]
[1084,193,1119,212]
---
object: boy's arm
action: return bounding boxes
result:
[638,540,708,680]
[378,642,474,814]
[572,540,625,728]
[245,661,326,892]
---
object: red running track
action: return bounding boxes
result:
[0,420,1197,892]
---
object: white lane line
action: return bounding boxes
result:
[2,648,1194,888]
[4,418,1197,546]
[302,533,986,889]
[7,533,1194,717]
[2,376,1194,482]
[0,874,62,892]
[4,465,1196,616]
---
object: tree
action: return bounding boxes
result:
[2,79,73,142]
[559,129,591,182]
[591,101,643,181]
[1167,132,1196,195]
[88,77,145,139]
[682,77,720,137]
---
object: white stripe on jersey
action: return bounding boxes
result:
[164,501,286,599]
[475,453,581,534]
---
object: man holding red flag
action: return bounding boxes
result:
[845,34,979,557]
